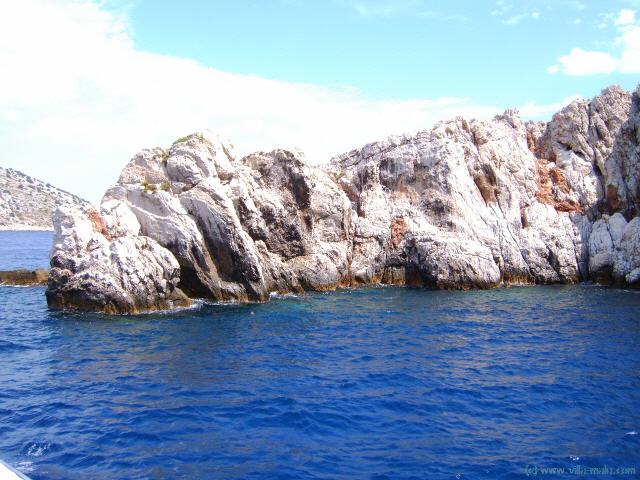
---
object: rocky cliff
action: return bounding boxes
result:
[47,85,640,313]
[0,167,90,230]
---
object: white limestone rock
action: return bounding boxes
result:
[616,217,640,286]
[46,206,190,313]
[47,84,640,313]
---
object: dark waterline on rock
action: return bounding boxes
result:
[1,281,639,479]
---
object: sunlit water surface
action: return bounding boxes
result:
[0,232,639,479]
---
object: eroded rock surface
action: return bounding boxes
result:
[46,206,190,314]
[47,85,640,313]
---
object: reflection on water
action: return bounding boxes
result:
[0,284,639,479]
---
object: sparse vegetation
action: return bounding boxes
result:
[160,181,171,192]
[173,132,205,145]
[173,134,191,144]
[141,178,157,194]
[159,150,169,166]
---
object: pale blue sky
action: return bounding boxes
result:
[122,0,639,105]
[1,0,639,202]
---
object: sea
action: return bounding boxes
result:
[0,231,639,479]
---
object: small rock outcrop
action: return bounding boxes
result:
[0,269,48,286]
[0,167,90,230]
[47,85,640,313]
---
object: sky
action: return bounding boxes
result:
[1,0,639,203]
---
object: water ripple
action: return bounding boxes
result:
[0,284,639,479]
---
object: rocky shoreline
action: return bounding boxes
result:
[46,85,640,314]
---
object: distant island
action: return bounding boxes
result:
[0,167,90,231]
[32,84,640,313]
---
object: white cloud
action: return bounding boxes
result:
[549,48,619,75]
[0,0,574,204]
[492,2,541,25]
[348,0,425,17]
[572,1,586,11]
[548,8,640,75]
[491,1,511,17]
[505,14,526,25]
[348,0,466,21]
[614,8,636,26]
[351,0,397,16]
[417,10,468,22]
[518,94,582,117]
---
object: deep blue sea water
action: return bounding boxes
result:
[0,231,53,270]
[1,232,639,479]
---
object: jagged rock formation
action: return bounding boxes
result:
[47,85,640,313]
[0,167,89,230]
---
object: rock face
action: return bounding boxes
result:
[46,205,190,314]
[47,85,640,313]
[0,167,89,230]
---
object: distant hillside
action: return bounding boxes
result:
[0,167,90,231]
